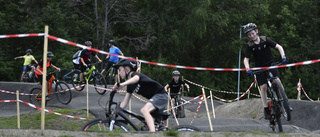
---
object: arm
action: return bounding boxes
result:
[50,64,61,71]
[36,65,43,75]
[184,83,190,89]
[14,56,24,60]
[164,84,169,92]
[119,75,140,86]
[119,51,124,56]
[95,55,102,62]
[34,59,38,64]
[243,57,250,71]
[81,57,87,67]
[120,93,132,108]
[275,44,286,59]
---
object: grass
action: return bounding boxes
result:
[0,108,94,130]
[164,129,180,136]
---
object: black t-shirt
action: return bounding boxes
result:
[245,36,277,67]
[167,79,185,93]
[127,72,165,99]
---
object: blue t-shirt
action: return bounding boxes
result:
[109,46,121,63]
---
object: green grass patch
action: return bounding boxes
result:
[164,129,180,136]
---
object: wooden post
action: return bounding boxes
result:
[209,90,216,118]
[16,90,20,129]
[248,89,250,99]
[41,25,49,133]
[297,78,301,100]
[86,79,89,117]
[166,89,170,127]
[202,88,213,131]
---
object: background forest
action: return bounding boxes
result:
[0,0,319,100]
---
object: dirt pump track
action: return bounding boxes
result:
[0,82,320,135]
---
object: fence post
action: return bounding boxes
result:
[209,90,216,118]
[86,79,89,117]
[297,78,301,100]
[16,90,20,129]
[202,88,213,131]
[41,25,49,133]
[166,89,170,127]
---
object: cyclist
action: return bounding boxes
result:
[79,41,102,83]
[100,40,124,82]
[112,59,168,132]
[35,51,61,100]
[14,49,38,82]
[243,23,289,119]
[164,70,190,111]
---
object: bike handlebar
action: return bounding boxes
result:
[252,62,283,74]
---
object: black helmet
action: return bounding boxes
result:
[243,23,257,34]
[26,49,32,53]
[47,51,54,57]
[108,40,116,45]
[172,70,180,76]
[114,59,138,72]
[84,41,92,46]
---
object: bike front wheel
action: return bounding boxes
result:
[58,68,72,84]
[81,119,130,132]
[273,79,291,121]
[29,88,46,108]
[172,125,200,132]
[94,72,107,95]
[55,81,72,105]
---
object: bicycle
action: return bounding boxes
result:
[102,64,117,85]
[71,62,107,95]
[29,70,72,107]
[170,92,186,118]
[56,68,75,84]
[21,64,37,83]
[81,90,200,132]
[253,63,291,132]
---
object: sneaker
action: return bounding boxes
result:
[46,96,52,101]
[264,107,271,120]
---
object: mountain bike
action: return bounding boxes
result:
[21,64,37,83]
[81,90,200,132]
[72,62,107,95]
[29,70,72,107]
[170,92,186,118]
[56,68,75,84]
[102,64,117,85]
[253,64,291,132]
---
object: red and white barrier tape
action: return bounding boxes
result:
[185,79,261,98]
[0,33,44,38]
[45,34,320,71]
[0,100,90,120]
[298,83,319,102]
[165,95,202,112]
[190,96,204,125]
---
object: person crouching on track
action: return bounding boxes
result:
[112,59,168,132]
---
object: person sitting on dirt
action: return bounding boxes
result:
[164,70,190,110]
[35,51,61,100]
[112,59,168,132]
[243,23,290,119]
[78,41,102,83]
[14,49,38,82]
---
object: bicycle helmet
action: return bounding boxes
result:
[47,51,54,57]
[172,70,180,76]
[84,41,92,46]
[114,59,138,72]
[26,49,32,53]
[243,23,257,34]
[108,40,116,45]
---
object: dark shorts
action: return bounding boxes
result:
[80,61,91,72]
[73,63,81,70]
[35,74,53,84]
[23,64,32,72]
[256,68,281,86]
[104,61,117,74]
[148,92,168,110]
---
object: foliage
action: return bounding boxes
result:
[0,0,319,100]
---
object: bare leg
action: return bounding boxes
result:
[259,84,268,108]
[20,71,26,81]
[140,102,156,132]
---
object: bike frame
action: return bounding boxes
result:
[83,65,97,82]
[35,75,56,100]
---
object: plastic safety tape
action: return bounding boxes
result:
[0,33,44,38]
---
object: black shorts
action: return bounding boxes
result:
[73,63,81,70]
[35,74,53,84]
[104,61,117,74]
[148,91,168,110]
[80,61,91,72]
[256,68,281,86]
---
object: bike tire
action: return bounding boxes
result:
[177,103,185,118]
[71,70,84,91]
[81,119,130,132]
[273,79,291,121]
[276,115,283,132]
[55,81,72,105]
[94,72,107,95]
[29,88,47,108]
[58,68,72,84]
[173,125,200,132]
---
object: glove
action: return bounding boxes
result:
[247,70,254,77]
[282,58,287,64]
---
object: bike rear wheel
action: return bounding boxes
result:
[273,79,291,121]
[71,70,84,91]
[81,119,130,132]
[106,68,116,85]
[173,125,200,132]
[29,88,47,108]
[55,81,72,104]
[276,115,283,132]
[176,101,185,118]
[94,72,107,95]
